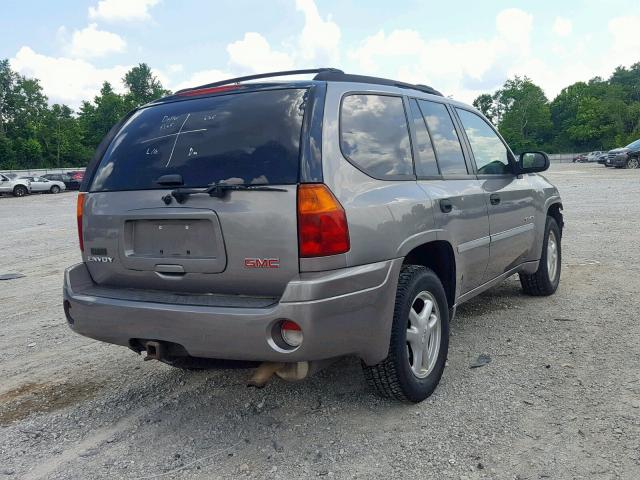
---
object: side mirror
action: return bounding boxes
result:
[517,151,550,174]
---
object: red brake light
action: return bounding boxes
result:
[177,85,240,97]
[297,184,350,257]
[77,193,85,252]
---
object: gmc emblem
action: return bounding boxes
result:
[244,258,280,269]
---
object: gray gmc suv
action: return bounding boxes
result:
[64,69,563,402]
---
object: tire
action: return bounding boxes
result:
[626,157,639,169]
[50,185,61,194]
[363,265,450,403]
[519,217,561,296]
[13,185,27,197]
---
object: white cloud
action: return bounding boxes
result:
[607,15,640,69]
[227,32,294,72]
[171,68,234,92]
[295,0,341,65]
[88,0,160,22]
[349,8,535,102]
[553,17,573,37]
[10,46,130,109]
[495,8,533,53]
[68,23,126,58]
[222,0,341,75]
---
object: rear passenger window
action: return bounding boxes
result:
[408,99,439,176]
[418,100,468,176]
[340,94,413,178]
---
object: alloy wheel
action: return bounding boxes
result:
[547,230,559,282]
[406,290,441,378]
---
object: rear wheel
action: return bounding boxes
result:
[363,265,449,403]
[519,217,561,296]
[13,185,27,197]
[50,185,61,194]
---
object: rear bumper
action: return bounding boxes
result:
[63,259,403,365]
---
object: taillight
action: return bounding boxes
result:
[297,184,350,257]
[77,192,85,252]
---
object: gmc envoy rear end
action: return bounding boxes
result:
[64,69,563,402]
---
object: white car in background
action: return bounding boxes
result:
[0,173,31,197]
[21,176,66,194]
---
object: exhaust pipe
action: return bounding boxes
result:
[247,359,337,387]
[143,341,165,361]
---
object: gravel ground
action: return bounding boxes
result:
[1,163,639,479]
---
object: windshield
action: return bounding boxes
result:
[625,139,640,149]
[90,88,307,192]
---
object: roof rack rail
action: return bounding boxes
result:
[312,71,443,96]
[174,67,443,98]
[175,68,344,94]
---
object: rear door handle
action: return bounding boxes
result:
[490,194,501,205]
[439,199,453,213]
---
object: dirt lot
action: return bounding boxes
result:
[1,163,639,479]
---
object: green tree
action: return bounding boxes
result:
[0,59,172,170]
[472,93,496,123]
[123,63,170,108]
[78,81,128,149]
[493,76,552,152]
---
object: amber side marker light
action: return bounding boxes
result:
[297,184,350,258]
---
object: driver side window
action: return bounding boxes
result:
[456,108,511,175]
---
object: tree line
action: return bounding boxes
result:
[1,58,640,171]
[473,63,640,153]
[0,60,168,170]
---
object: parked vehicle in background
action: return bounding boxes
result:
[20,176,66,194]
[68,171,85,182]
[584,151,604,163]
[597,152,609,165]
[42,173,81,190]
[572,153,586,163]
[63,68,563,403]
[0,173,31,197]
[606,139,640,168]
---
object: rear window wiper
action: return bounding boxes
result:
[168,183,287,204]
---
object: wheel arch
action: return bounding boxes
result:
[402,240,456,309]
[13,184,27,195]
[547,201,564,236]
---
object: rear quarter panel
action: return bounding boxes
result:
[319,83,438,268]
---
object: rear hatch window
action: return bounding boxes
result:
[90,88,307,191]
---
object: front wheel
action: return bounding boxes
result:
[13,185,28,197]
[626,157,639,169]
[519,217,561,296]
[363,265,449,403]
